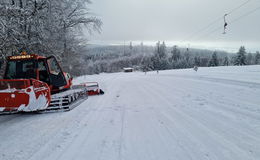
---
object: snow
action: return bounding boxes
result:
[1,65,260,160]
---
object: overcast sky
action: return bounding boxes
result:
[88,0,260,52]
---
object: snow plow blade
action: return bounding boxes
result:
[0,79,51,114]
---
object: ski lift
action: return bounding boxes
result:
[223,14,228,34]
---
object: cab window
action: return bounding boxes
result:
[38,60,50,84]
[4,60,36,79]
[47,58,62,75]
[46,57,66,88]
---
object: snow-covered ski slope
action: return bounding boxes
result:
[1,65,260,160]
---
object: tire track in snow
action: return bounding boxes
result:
[162,74,260,89]
[1,69,260,160]
[140,81,215,160]
[43,75,123,160]
[118,93,126,160]
[0,75,122,160]
[143,75,260,159]
[117,77,194,160]
[150,74,260,121]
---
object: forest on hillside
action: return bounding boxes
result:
[80,42,260,75]
[1,1,259,76]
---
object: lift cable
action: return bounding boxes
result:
[182,0,253,42]
[231,5,260,23]
[194,5,260,41]
[226,0,252,15]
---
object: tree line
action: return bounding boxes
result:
[0,0,259,76]
[82,42,260,75]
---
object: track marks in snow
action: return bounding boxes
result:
[143,75,260,159]
[162,74,260,89]
[118,104,126,160]
[46,76,125,160]
[1,67,260,160]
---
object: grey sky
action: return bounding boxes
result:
[88,0,260,52]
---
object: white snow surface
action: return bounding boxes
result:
[0,65,260,160]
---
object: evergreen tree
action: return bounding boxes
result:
[170,45,181,61]
[234,46,247,65]
[141,56,153,72]
[194,56,201,66]
[169,45,181,69]
[152,41,168,70]
[183,48,192,68]
[151,54,160,70]
[208,51,219,67]
[255,51,260,64]
[140,42,144,53]
[200,58,210,67]
[158,41,167,59]
[184,49,190,62]
[223,56,229,66]
[130,42,133,50]
[246,53,253,65]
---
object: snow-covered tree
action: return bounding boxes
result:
[208,51,219,67]
[246,53,253,65]
[234,46,247,66]
[194,56,201,66]
[255,51,260,64]
[80,45,233,75]
[129,42,133,50]
[223,56,229,66]
[151,41,169,70]
[184,49,190,63]
[154,41,167,59]
[170,45,181,61]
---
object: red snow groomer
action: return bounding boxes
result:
[0,52,88,114]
